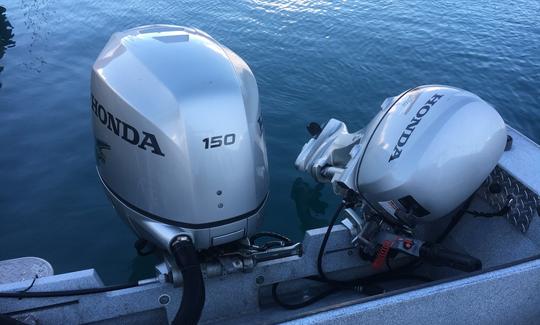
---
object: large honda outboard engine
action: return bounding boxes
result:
[91,25,269,251]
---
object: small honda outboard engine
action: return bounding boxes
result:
[297,85,507,226]
[296,85,507,272]
[91,25,269,251]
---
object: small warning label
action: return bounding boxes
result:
[378,200,400,217]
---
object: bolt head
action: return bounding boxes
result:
[159,294,170,305]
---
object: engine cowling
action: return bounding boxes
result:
[91,25,269,250]
[357,85,507,222]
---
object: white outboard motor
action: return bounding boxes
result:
[91,25,269,251]
[296,85,507,272]
[297,85,507,226]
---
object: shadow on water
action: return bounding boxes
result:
[0,6,15,88]
[290,177,330,234]
[127,254,161,283]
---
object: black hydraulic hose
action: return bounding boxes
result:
[272,199,437,310]
[271,282,338,310]
[0,282,138,298]
[251,231,293,246]
[170,236,205,325]
[271,264,433,310]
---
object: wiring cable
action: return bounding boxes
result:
[271,200,433,310]
[0,282,139,298]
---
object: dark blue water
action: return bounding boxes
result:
[1,0,539,283]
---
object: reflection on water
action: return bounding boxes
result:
[290,177,329,233]
[127,254,161,283]
[251,0,332,14]
[0,5,15,88]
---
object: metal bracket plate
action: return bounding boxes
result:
[478,166,540,233]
